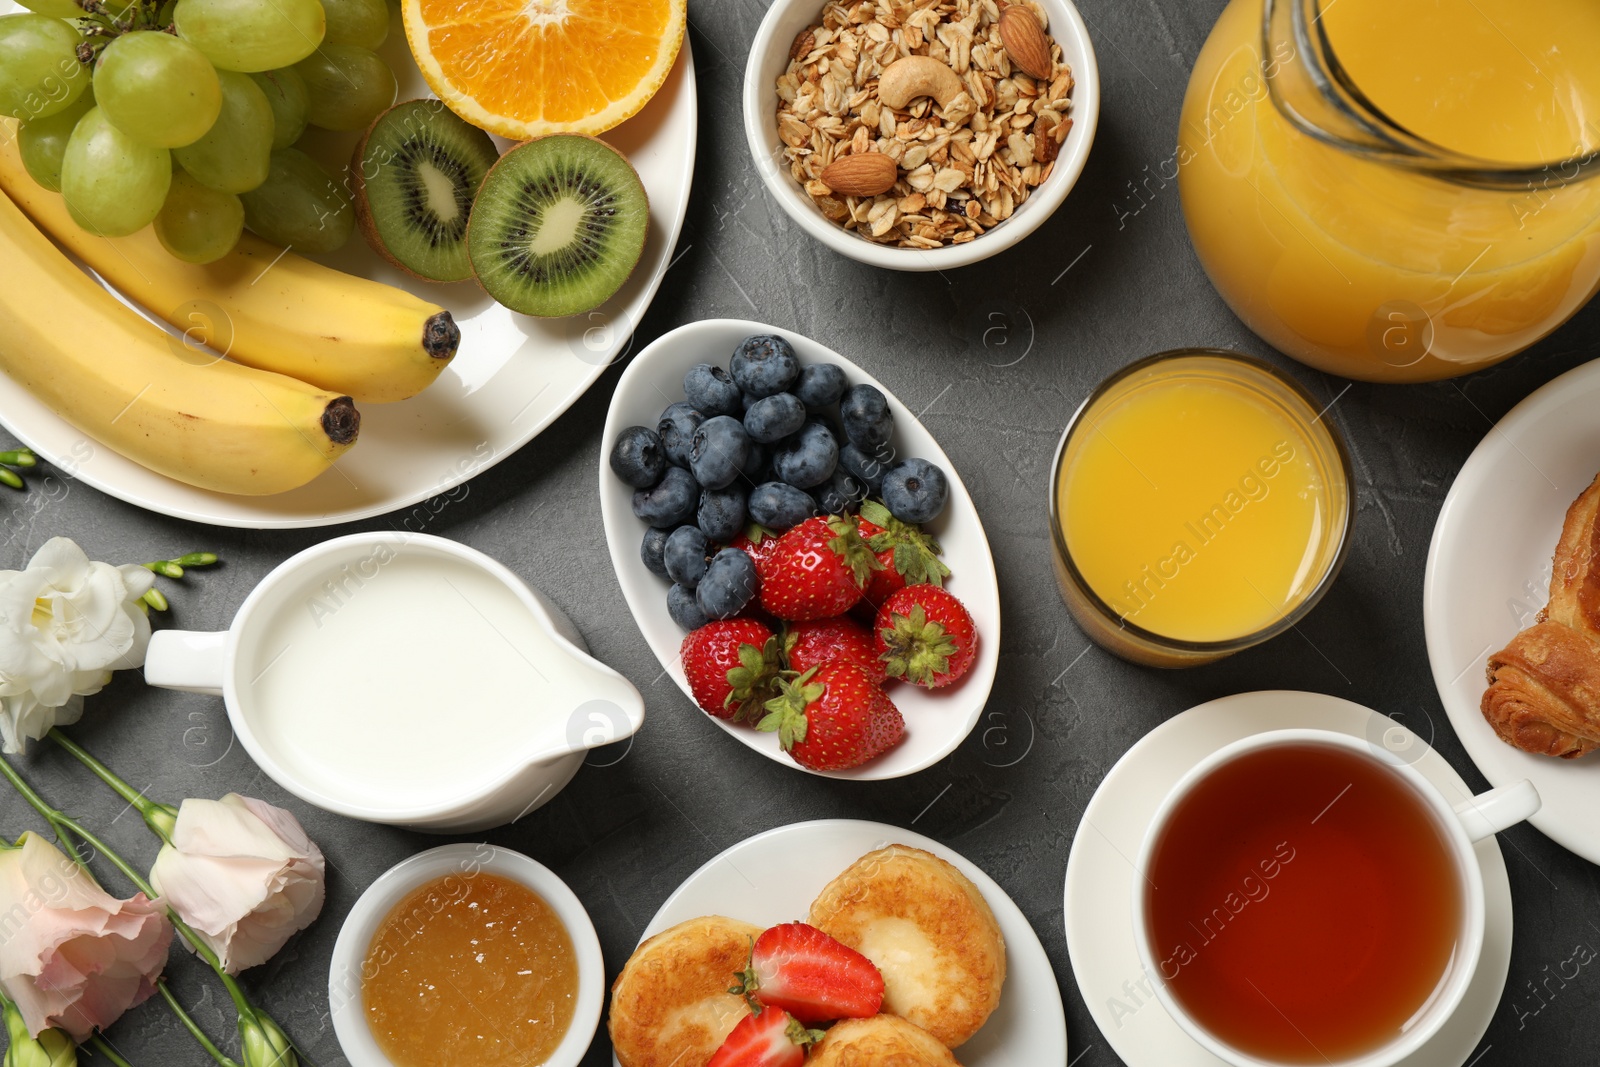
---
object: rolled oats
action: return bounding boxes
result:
[775,0,1074,250]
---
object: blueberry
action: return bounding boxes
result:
[881,458,949,524]
[688,415,750,490]
[632,466,700,528]
[656,402,704,467]
[697,484,748,543]
[748,481,816,530]
[817,468,868,515]
[683,363,743,417]
[730,334,800,398]
[664,525,711,588]
[839,442,892,496]
[771,418,839,489]
[795,363,848,411]
[609,425,666,488]
[640,526,671,578]
[667,583,710,630]
[697,547,761,620]
[743,392,806,444]
[840,384,893,452]
[741,441,770,483]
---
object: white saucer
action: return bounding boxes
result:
[1423,356,1600,864]
[614,819,1068,1066]
[1063,691,1511,1067]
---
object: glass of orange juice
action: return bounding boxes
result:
[1049,350,1353,667]
[1179,0,1600,382]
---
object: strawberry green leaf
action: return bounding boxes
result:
[826,516,885,589]
[724,637,786,722]
[757,668,824,749]
[879,605,958,685]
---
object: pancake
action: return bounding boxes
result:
[809,1015,963,1066]
[608,914,760,1067]
[809,844,1005,1048]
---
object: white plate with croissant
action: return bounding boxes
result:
[1424,358,1600,864]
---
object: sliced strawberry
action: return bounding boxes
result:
[857,500,951,614]
[758,663,904,771]
[784,617,885,684]
[707,1007,819,1067]
[733,922,885,1024]
[681,620,783,721]
[757,516,881,621]
[875,585,978,689]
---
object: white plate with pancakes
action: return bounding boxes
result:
[610,819,1068,1066]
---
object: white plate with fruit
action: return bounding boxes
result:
[598,319,1000,780]
[0,0,695,527]
[609,820,1068,1066]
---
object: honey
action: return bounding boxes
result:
[363,873,578,1067]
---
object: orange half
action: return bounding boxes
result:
[402,0,686,138]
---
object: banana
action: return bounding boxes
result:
[0,190,359,496]
[0,126,457,404]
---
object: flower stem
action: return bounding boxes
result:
[87,1034,139,1067]
[0,756,254,1018]
[47,729,176,844]
[154,981,240,1067]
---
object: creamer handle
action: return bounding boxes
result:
[144,630,226,696]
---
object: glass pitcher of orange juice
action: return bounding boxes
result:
[1179,0,1600,382]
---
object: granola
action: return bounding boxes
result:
[775,0,1075,250]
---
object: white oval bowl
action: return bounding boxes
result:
[599,319,1001,779]
[742,0,1100,271]
[329,843,604,1067]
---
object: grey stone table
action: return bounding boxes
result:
[5,0,1600,1064]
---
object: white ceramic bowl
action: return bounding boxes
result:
[329,843,604,1067]
[599,319,1001,779]
[742,0,1099,271]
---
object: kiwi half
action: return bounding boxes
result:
[466,134,649,318]
[352,99,499,283]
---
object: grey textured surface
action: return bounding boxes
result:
[5,0,1600,1064]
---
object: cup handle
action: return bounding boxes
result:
[145,630,227,696]
[1452,779,1540,843]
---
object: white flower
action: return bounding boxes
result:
[0,538,154,754]
[149,795,326,975]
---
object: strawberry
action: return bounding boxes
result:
[758,663,904,771]
[707,1007,820,1067]
[875,585,978,689]
[784,617,885,684]
[757,516,881,621]
[733,922,885,1024]
[730,525,783,573]
[856,500,951,614]
[681,620,784,721]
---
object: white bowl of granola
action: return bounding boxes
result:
[743,0,1098,271]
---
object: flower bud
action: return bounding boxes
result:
[239,1010,297,1067]
[2,1000,76,1067]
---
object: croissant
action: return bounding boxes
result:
[1481,470,1600,758]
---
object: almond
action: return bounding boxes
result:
[819,153,898,197]
[790,27,816,62]
[999,6,1054,81]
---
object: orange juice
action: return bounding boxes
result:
[1179,0,1600,382]
[1049,352,1350,665]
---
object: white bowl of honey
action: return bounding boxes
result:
[328,843,604,1067]
[1048,349,1354,667]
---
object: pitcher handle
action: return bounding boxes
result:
[145,630,227,696]
[1453,779,1540,844]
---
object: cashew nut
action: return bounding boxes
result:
[876,56,965,111]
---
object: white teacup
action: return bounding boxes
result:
[1131,728,1539,1067]
[144,532,644,832]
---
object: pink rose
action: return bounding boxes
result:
[0,832,172,1041]
[149,795,325,975]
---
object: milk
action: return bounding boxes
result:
[242,550,584,809]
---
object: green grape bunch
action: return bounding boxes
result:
[2,0,396,263]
